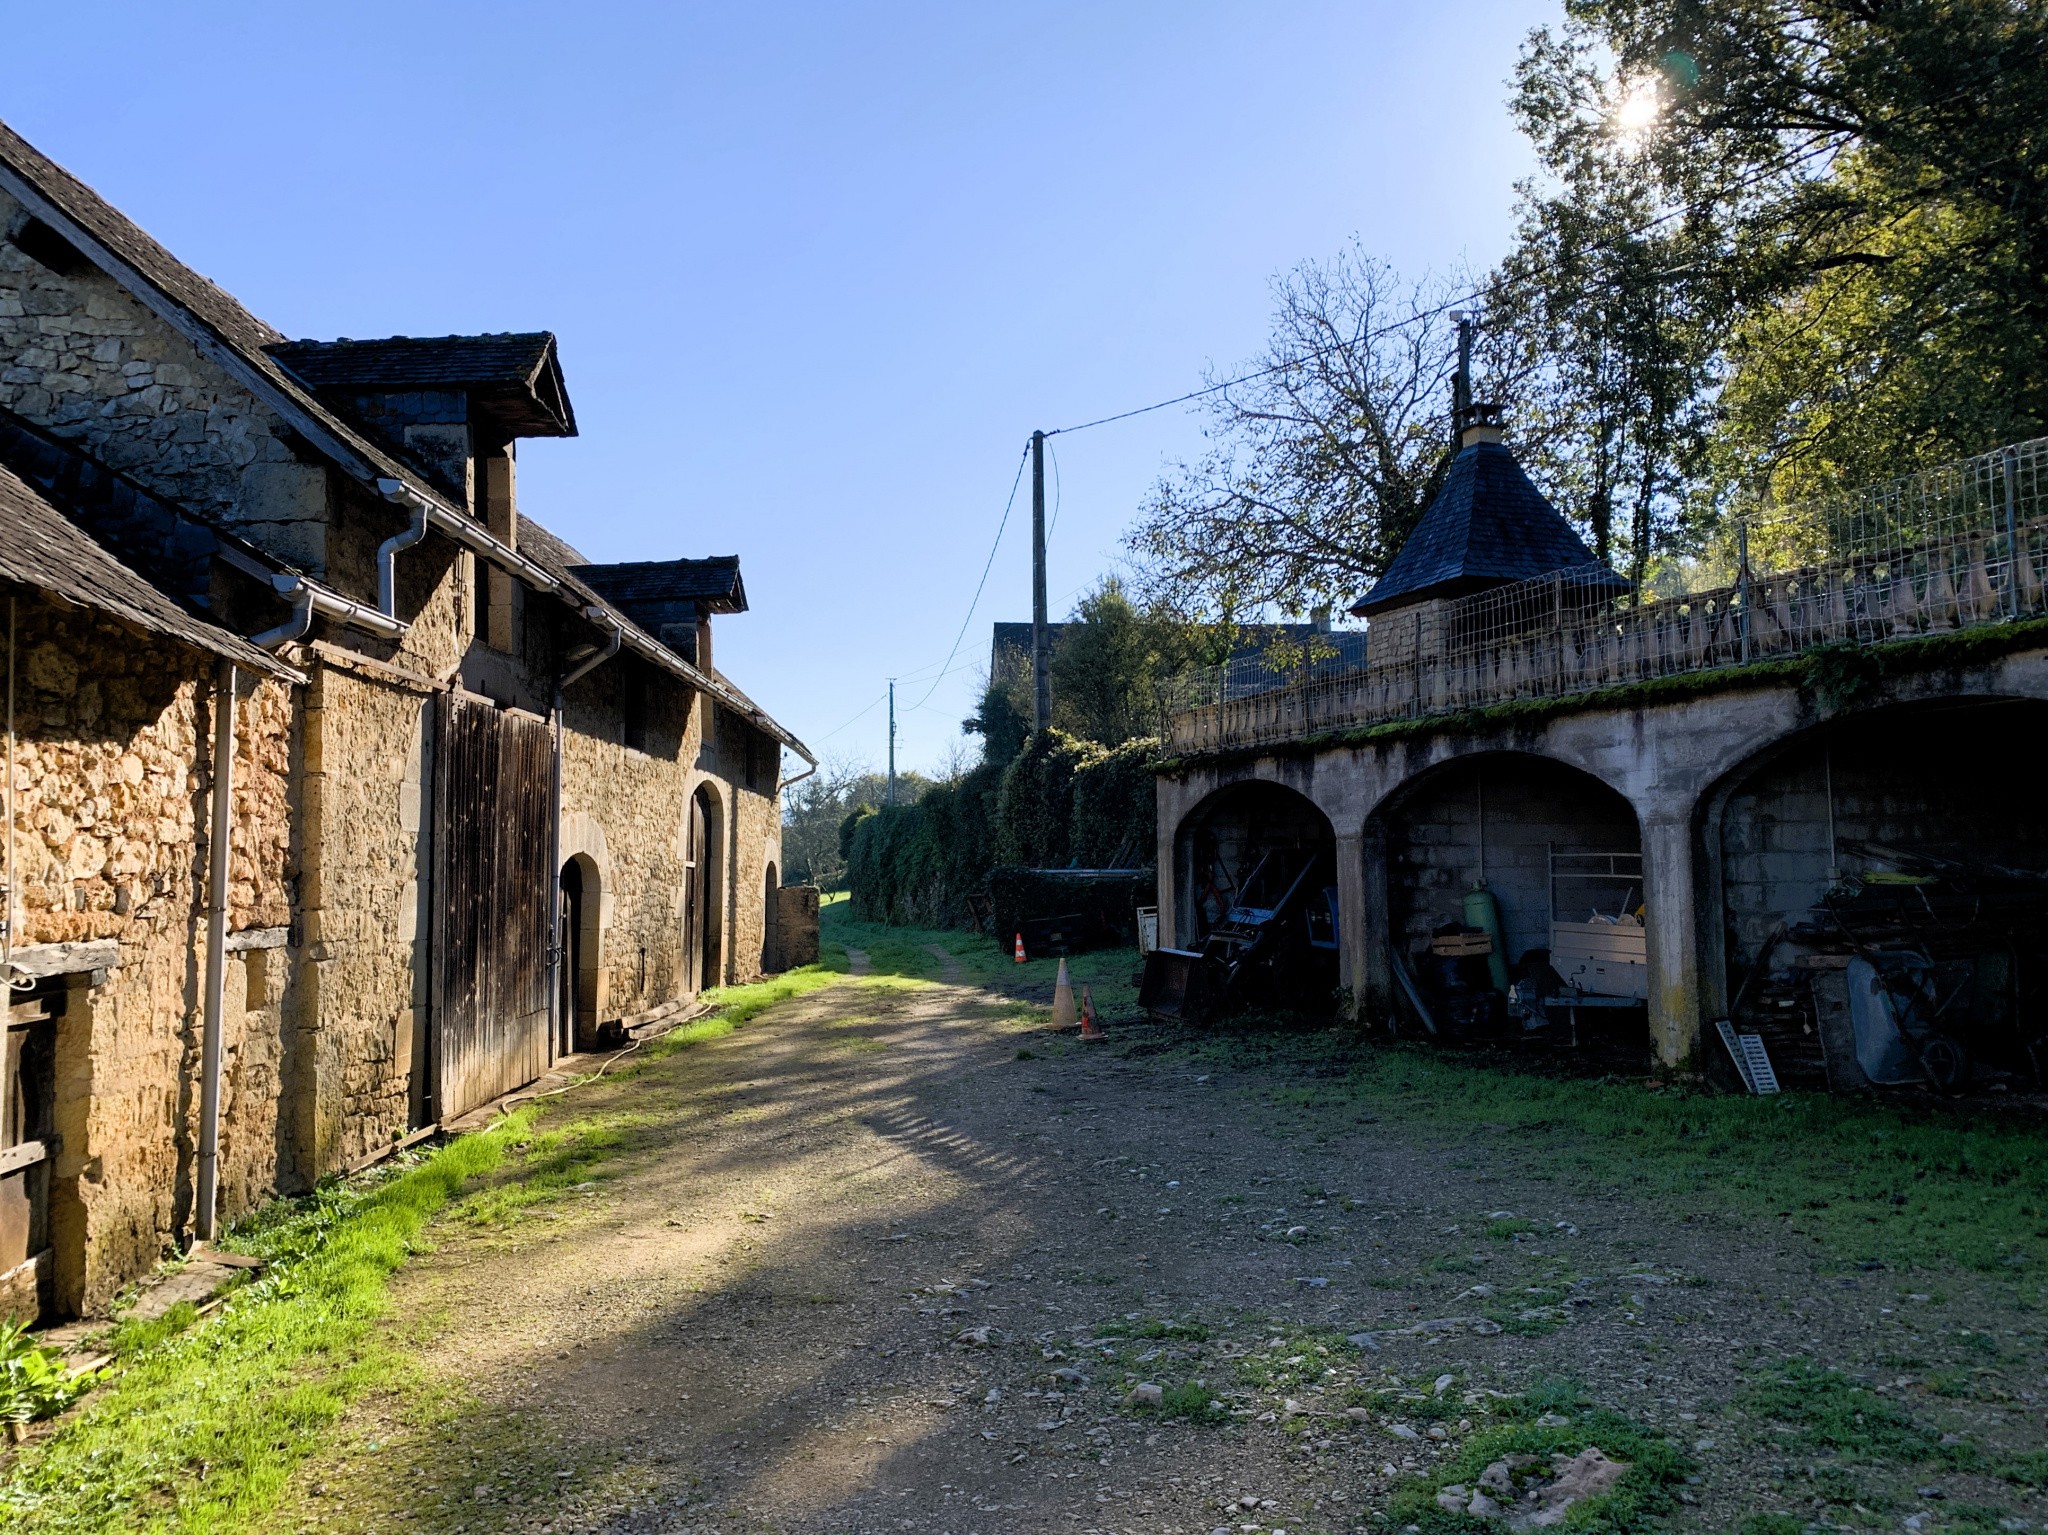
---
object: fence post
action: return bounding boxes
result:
[2006,446,2021,621]
[1736,518,1752,663]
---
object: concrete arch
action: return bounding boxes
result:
[1362,750,1645,1048]
[1169,777,1336,945]
[1693,694,2048,1059]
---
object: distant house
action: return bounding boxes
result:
[990,619,1368,703]
[0,116,813,1318]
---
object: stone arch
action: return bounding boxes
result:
[1696,694,2048,1087]
[762,860,780,974]
[1362,750,1645,1047]
[557,851,605,1053]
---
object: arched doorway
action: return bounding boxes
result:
[1367,753,1642,1047]
[1170,779,1339,1015]
[558,853,602,1055]
[762,861,780,974]
[686,784,725,994]
[1708,697,2048,1090]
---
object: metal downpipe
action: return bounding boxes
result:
[374,479,432,619]
[195,662,235,1242]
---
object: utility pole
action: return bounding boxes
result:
[1030,429,1050,733]
[886,678,896,807]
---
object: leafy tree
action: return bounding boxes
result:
[1126,250,1505,617]
[1511,1,2048,504]
[965,579,1227,758]
[779,759,930,888]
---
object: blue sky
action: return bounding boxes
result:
[6,1,1553,774]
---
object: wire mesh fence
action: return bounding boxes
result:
[1168,436,2048,754]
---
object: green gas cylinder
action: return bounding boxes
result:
[1462,884,1510,993]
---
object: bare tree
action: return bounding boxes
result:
[1125,248,1534,619]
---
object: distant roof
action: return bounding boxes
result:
[0,454,293,676]
[573,556,747,615]
[266,333,576,438]
[991,620,1367,701]
[1351,439,1627,616]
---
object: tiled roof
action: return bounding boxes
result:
[0,453,293,676]
[266,333,576,438]
[573,556,746,614]
[1351,440,1628,615]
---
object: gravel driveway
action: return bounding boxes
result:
[273,965,2046,1535]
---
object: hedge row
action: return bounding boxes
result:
[847,732,1159,927]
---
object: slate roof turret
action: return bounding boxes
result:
[1350,430,1627,617]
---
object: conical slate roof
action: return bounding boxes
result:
[1350,439,1627,616]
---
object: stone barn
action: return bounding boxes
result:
[0,116,813,1316]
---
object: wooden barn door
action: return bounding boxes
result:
[431,691,553,1121]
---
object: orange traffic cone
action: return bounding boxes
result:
[1014,932,1026,964]
[1079,985,1106,1041]
[1051,958,1076,1028]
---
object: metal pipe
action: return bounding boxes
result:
[251,575,408,650]
[195,662,236,1242]
[250,585,315,650]
[548,609,623,1058]
[374,478,432,619]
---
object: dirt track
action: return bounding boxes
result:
[275,966,2046,1535]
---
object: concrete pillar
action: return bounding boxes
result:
[1641,814,1705,1069]
[1334,831,1368,1021]
[1359,824,1392,1024]
[1152,784,1178,949]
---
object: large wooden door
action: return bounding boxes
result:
[431,691,553,1121]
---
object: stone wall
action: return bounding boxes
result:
[560,657,695,1026]
[8,597,296,1314]
[1381,757,1639,963]
[773,885,820,970]
[0,190,333,572]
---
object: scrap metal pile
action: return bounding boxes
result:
[1139,847,1339,1022]
[1736,840,2048,1094]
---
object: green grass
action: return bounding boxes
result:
[820,900,1143,1019]
[0,1120,527,1534]
[1179,1034,2048,1272]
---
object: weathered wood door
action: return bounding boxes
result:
[431,691,553,1121]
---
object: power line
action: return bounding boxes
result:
[906,440,1031,712]
[1043,288,1483,439]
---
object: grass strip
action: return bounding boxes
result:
[1226,1034,2048,1272]
[0,1119,526,1535]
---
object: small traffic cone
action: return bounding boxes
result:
[1079,985,1106,1041]
[1014,932,1026,964]
[1051,957,1076,1028]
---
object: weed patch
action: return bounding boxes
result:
[1379,1390,1688,1533]
[1735,1357,1961,1465]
